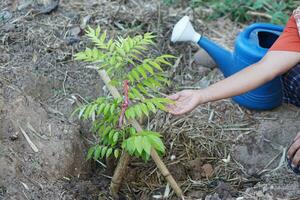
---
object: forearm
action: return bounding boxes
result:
[199,51,300,103]
[201,63,271,102]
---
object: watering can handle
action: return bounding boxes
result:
[244,23,284,38]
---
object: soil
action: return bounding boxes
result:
[1,0,300,200]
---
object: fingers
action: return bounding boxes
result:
[288,136,300,160]
[166,92,183,115]
[288,132,300,168]
[167,93,180,101]
[292,148,300,167]
[167,104,190,116]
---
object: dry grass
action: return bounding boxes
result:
[1,0,288,199]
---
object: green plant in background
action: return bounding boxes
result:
[161,0,180,6]
[165,0,295,25]
[74,27,175,161]
[206,0,294,24]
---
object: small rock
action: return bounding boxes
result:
[194,49,216,69]
[9,132,18,141]
[69,26,82,36]
[17,0,33,10]
[256,191,264,197]
[81,15,92,29]
[201,163,214,178]
[168,163,187,181]
[65,26,82,45]
[215,181,237,199]
[65,37,80,45]
[36,0,59,14]
[186,158,203,180]
[170,155,176,161]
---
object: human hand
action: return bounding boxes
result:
[167,90,206,115]
[287,132,300,169]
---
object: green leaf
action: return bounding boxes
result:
[141,103,149,116]
[83,105,92,119]
[124,137,135,155]
[137,84,148,95]
[125,107,135,119]
[96,103,106,115]
[137,66,147,79]
[149,61,163,71]
[110,104,115,114]
[147,134,165,154]
[156,75,169,85]
[146,101,156,113]
[102,126,111,137]
[78,106,86,119]
[135,136,143,154]
[148,77,161,87]
[143,63,154,75]
[131,69,140,81]
[129,127,137,136]
[134,105,143,118]
[106,148,113,158]
[108,130,115,142]
[141,150,150,161]
[114,149,120,158]
[142,137,152,155]
[128,91,135,99]
[128,74,134,83]
[100,30,107,43]
[157,57,172,66]
[132,88,143,99]
[142,79,154,89]
[103,104,111,115]
[113,132,119,143]
[93,146,102,160]
[87,146,96,160]
[101,146,108,158]
[157,98,173,103]
[153,101,166,111]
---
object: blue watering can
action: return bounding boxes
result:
[171,16,284,110]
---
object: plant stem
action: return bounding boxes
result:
[110,151,130,199]
[98,70,183,198]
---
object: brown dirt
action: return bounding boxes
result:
[1,0,300,200]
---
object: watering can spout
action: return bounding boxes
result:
[171,16,233,77]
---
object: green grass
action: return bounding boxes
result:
[162,0,296,24]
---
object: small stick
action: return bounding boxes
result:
[19,126,39,153]
[246,11,272,19]
[98,70,183,198]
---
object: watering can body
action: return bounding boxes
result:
[172,16,284,110]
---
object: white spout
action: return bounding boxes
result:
[171,16,201,43]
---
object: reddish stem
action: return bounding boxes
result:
[118,80,129,128]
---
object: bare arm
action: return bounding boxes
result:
[168,51,300,115]
[201,51,300,103]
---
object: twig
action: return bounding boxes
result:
[19,126,39,153]
[98,70,183,198]
[246,11,272,19]
[63,71,68,96]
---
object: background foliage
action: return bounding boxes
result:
[163,0,296,24]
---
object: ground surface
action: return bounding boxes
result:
[0,0,300,199]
